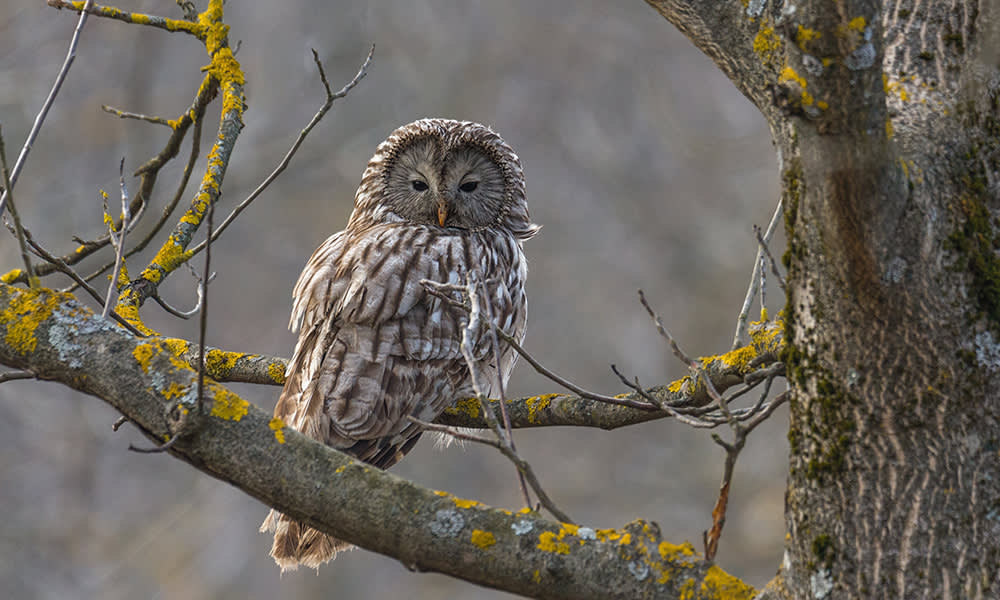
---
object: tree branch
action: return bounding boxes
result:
[0,283,756,600]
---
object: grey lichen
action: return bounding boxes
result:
[429,509,465,538]
[511,519,533,535]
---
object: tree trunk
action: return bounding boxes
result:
[649,0,1000,597]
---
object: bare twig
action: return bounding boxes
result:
[754,224,786,291]
[129,431,182,454]
[0,370,34,384]
[1,0,95,216]
[0,124,36,286]
[102,159,131,319]
[610,365,717,428]
[408,416,499,447]
[187,45,375,259]
[112,415,128,431]
[195,197,214,414]
[73,115,204,292]
[636,288,787,561]
[637,289,698,368]
[702,366,785,561]
[472,274,532,508]
[153,264,215,319]
[101,104,173,127]
[453,272,571,523]
[731,198,783,350]
[421,280,657,411]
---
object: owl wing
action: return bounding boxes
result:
[275,225,517,469]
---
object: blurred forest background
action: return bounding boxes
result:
[0,1,786,598]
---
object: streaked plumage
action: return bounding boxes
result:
[260,119,538,571]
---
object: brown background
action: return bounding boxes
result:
[0,1,786,598]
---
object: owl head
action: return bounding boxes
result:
[350,119,539,241]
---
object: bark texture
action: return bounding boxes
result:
[647,0,1000,597]
[0,284,755,600]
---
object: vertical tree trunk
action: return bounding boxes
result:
[776,2,1000,598]
[649,0,1000,597]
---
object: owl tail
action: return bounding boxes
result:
[260,509,353,572]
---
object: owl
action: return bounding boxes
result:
[260,119,539,571]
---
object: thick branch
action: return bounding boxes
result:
[0,283,755,600]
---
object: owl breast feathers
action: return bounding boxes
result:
[261,118,538,571]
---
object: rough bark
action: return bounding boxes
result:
[0,284,754,600]
[647,0,1000,597]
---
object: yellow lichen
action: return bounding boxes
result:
[210,387,248,421]
[452,497,481,509]
[847,16,866,32]
[205,348,244,376]
[525,394,556,423]
[269,417,286,444]
[434,490,449,497]
[470,530,496,549]
[537,531,570,555]
[162,337,190,357]
[659,540,697,561]
[779,66,815,106]
[795,26,821,51]
[335,465,347,474]
[268,361,286,384]
[700,565,757,599]
[537,523,587,554]
[752,20,781,65]
[132,343,156,373]
[1,269,23,284]
[444,397,480,419]
[667,375,690,393]
[1,289,61,354]
[161,382,188,400]
[532,569,541,583]
[595,528,623,543]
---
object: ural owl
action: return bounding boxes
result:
[260,119,539,571]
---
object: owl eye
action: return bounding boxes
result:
[411,180,429,192]
[459,181,479,193]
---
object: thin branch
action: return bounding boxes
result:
[73,114,205,292]
[421,279,657,412]
[456,272,570,523]
[187,45,374,259]
[47,0,202,38]
[101,104,173,127]
[637,289,698,368]
[152,265,215,319]
[1,0,95,216]
[408,416,500,448]
[473,274,532,509]
[610,365,717,428]
[0,125,36,286]
[731,198,783,350]
[196,197,214,414]
[754,224,787,291]
[0,370,34,383]
[129,431,182,454]
[101,158,131,319]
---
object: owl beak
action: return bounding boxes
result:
[437,198,449,227]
